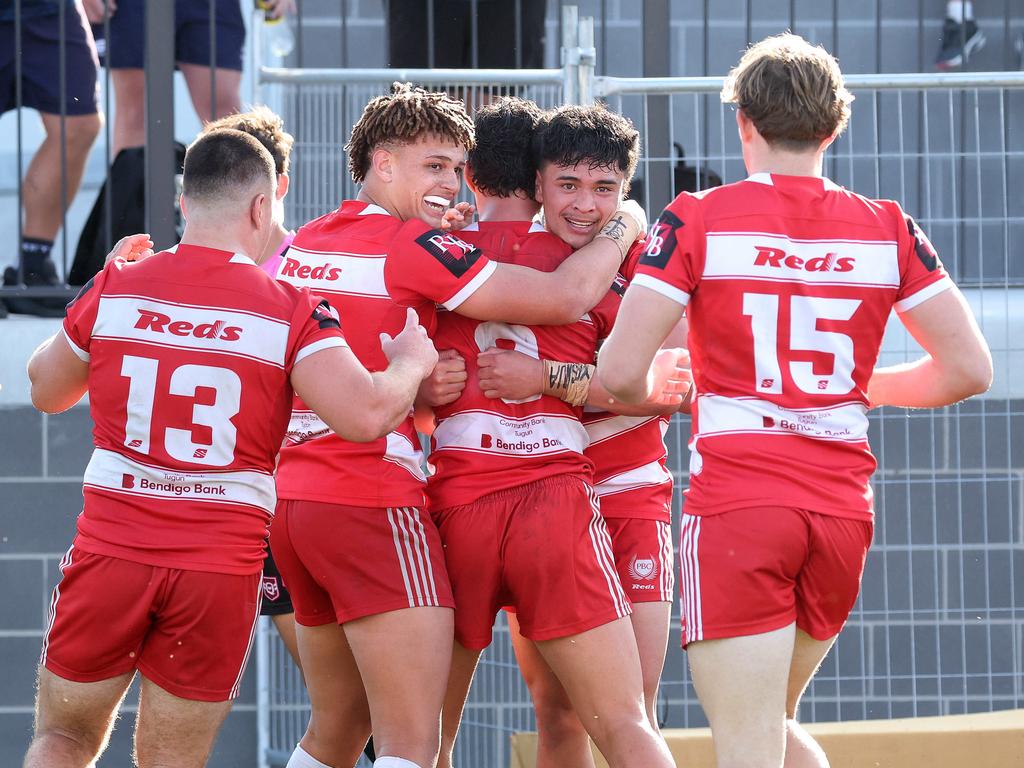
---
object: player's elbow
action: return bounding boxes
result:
[959,352,993,398]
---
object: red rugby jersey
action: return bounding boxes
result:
[274,201,497,508]
[426,221,618,510]
[62,245,347,574]
[583,242,673,522]
[633,173,952,520]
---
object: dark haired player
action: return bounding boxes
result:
[22,128,437,768]
[424,99,682,768]
[269,84,648,768]
[599,33,992,767]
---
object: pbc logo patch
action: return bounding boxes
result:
[627,554,659,581]
[311,300,341,330]
[906,215,939,272]
[262,576,281,602]
[640,210,683,270]
[415,230,482,279]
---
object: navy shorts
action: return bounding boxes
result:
[0,5,99,116]
[96,0,245,71]
[260,545,294,617]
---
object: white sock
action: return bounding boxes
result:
[373,758,423,768]
[947,1,973,23]
[285,744,332,768]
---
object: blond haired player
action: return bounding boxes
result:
[599,34,992,768]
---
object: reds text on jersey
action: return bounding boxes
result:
[62,245,347,574]
[633,173,952,519]
[274,200,496,507]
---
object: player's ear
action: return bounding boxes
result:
[250,193,267,229]
[534,170,544,203]
[464,167,479,196]
[179,194,189,222]
[276,173,290,200]
[372,147,395,183]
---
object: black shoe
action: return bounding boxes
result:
[936,17,986,69]
[0,298,8,318]
[3,263,68,318]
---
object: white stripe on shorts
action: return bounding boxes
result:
[40,545,75,666]
[386,507,439,608]
[585,487,631,619]
[679,513,703,644]
[229,574,264,700]
[656,520,675,603]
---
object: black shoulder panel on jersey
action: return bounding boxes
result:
[414,230,483,279]
[639,210,684,271]
[906,215,938,272]
[311,299,341,330]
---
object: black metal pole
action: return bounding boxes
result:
[144,0,177,248]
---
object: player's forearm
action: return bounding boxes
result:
[867,355,992,408]
[550,237,624,320]
[584,376,676,416]
[366,360,426,435]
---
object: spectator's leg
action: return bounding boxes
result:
[23,111,102,243]
[179,64,241,124]
[110,68,147,154]
[23,667,134,768]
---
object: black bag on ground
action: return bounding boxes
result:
[70,143,186,285]
[672,142,723,193]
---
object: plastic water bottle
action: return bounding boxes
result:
[256,1,295,58]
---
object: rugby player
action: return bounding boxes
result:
[424,100,683,768]
[22,129,437,768]
[269,84,647,768]
[598,33,993,768]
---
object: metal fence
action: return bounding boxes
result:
[253,17,1024,768]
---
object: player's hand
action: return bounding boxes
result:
[439,202,475,231]
[616,198,648,240]
[646,348,692,407]
[260,0,295,19]
[105,234,155,266]
[477,348,544,400]
[380,308,439,378]
[83,0,116,23]
[418,349,468,407]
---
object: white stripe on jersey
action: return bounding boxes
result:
[894,274,954,313]
[583,413,659,445]
[384,431,427,482]
[432,409,589,458]
[585,487,631,620]
[83,448,277,514]
[444,259,498,310]
[703,233,900,288]
[277,245,388,298]
[594,459,673,498]
[40,545,75,666]
[679,513,703,644]
[293,336,348,365]
[697,394,869,443]
[92,295,290,368]
[62,327,91,361]
[630,273,690,307]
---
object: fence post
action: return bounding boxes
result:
[144,0,177,249]
[577,15,596,106]
[642,0,672,214]
[561,4,580,104]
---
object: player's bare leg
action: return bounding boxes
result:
[179,64,242,124]
[292,622,372,767]
[23,667,134,768]
[133,676,232,768]
[783,629,835,768]
[437,641,482,768]
[686,624,795,768]
[272,612,303,671]
[345,606,454,768]
[629,601,672,736]
[508,612,594,768]
[535,617,675,768]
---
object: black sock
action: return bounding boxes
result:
[20,238,54,273]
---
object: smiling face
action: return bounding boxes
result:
[376,135,466,227]
[535,160,625,250]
